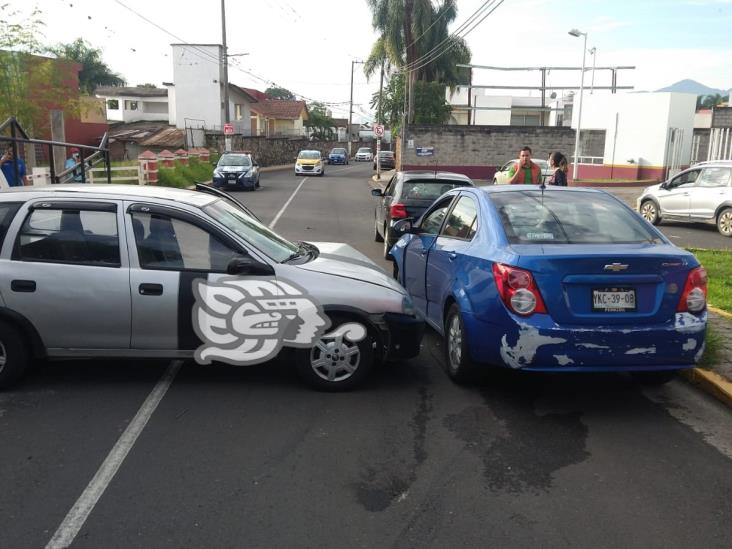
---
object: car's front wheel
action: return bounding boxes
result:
[0,320,30,389]
[295,316,374,391]
[443,304,477,384]
[717,207,732,237]
[640,200,661,225]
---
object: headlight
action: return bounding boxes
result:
[213,170,223,178]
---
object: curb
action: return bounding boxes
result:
[709,305,732,322]
[681,368,732,409]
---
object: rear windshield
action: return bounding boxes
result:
[402,180,470,200]
[491,190,662,244]
[218,154,251,167]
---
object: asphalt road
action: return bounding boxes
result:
[1,163,732,548]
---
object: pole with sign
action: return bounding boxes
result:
[223,122,234,152]
[374,124,385,179]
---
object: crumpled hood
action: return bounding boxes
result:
[299,242,406,294]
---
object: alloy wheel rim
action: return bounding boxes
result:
[641,202,656,222]
[0,340,6,374]
[310,333,360,382]
[720,212,732,236]
[448,315,462,371]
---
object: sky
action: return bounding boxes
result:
[5,0,732,122]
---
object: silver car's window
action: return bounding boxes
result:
[697,167,731,188]
[16,209,121,266]
[131,212,239,272]
[402,180,469,201]
[493,191,660,244]
[669,169,700,189]
[203,199,298,262]
[0,202,22,247]
[441,196,478,240]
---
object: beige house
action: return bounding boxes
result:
[244,89,309,137]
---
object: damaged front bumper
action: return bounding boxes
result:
[462,310,707,372]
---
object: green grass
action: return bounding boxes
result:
[687,248,732,314]
[698,324,723,370]
[158,157,215,188]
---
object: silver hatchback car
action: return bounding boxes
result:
[0,184,422,391]
[637,160,732,237]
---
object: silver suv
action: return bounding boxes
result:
[637,160,732,236]
[0,184,422,391]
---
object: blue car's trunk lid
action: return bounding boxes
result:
[509,244,696,325]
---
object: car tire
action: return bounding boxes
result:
[443,304,477,384]
[640,200,661,225]
[295,315,374,391]
[392,261,399,281]
[255,179,260,188]
[717,207,732,237]
[374,219,384,242]
[631,370,677,385]
[0,320,30,389]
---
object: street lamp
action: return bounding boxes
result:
[569,28,588,181]
[589,47,597,94]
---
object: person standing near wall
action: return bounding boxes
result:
[547,151,568,186]
[0,145,29,187]
[508,146,543,184]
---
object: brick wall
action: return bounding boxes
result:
[205,134,346,167]
[712,107,732,128]
[400,125,576,179]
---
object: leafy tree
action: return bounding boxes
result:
[370,73,450,133]
[265,86,295,100]
[0,7,74,132]
[370,73,405,133]
[137,83,158,88]
[702,93,727,109]
[305,102,336,140]
[51,38,125,94]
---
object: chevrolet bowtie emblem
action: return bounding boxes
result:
[604,263,628,272]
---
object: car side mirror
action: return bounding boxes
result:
[253,161,259,167]
[660,181,669,190]
[227,255,275,276]
[371,188,384,197]
[392,218,416,235]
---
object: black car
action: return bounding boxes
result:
[212,152,260,191]
[373,150,395,170]
[371,171,475,259]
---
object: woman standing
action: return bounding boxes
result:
[547,151,568,186]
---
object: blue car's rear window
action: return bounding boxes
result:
[491,190,662,244]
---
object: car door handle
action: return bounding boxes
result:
[11,280,36,292]
[421,249,429,256]
[448,252,457,261]
[139,283,163,296]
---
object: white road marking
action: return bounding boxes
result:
[45,360,183,549]
[269,165,354,229]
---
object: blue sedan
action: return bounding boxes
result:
[327,147,349,165]
[390,185,708,385]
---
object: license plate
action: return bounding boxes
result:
[592,288,636,312]
[228,175,236,180]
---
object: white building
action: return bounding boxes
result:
[169,43,258,133]
[571,92,697,180]
[447,87,553,126]
[95,86,169,123]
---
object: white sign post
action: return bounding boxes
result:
[374,124,385,179]
[223,123,234,152]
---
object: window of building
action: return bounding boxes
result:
[125,100,138,111]
[107,99,119,110]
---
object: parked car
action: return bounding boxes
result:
[327,147,349,165]
[0,184,423,391]
[295,150,325,176]
[212,151,260,191]
[374,150,395,171]
[493,159,552,185]
[371,171,474,260]
[637,160,732,237]
[390,185,707,385]
[355,147,374,162]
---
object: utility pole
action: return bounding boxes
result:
[589,47,597,94]
[348,60,364,158]
[376,61,384,180]
[221,0,230,134]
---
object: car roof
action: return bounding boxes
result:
[479,184,604,195]
[299,150,321,153]
[687,160,732,168]
[400,170,473,183]
[0,184,218,207]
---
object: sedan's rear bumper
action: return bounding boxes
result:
[462,309,707,371]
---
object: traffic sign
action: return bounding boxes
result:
[374,124,385,138]
[223,123,234,135]
[415,147,434,157]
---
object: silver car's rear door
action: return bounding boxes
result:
[0,199,131,351]
[689,167,732,220]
